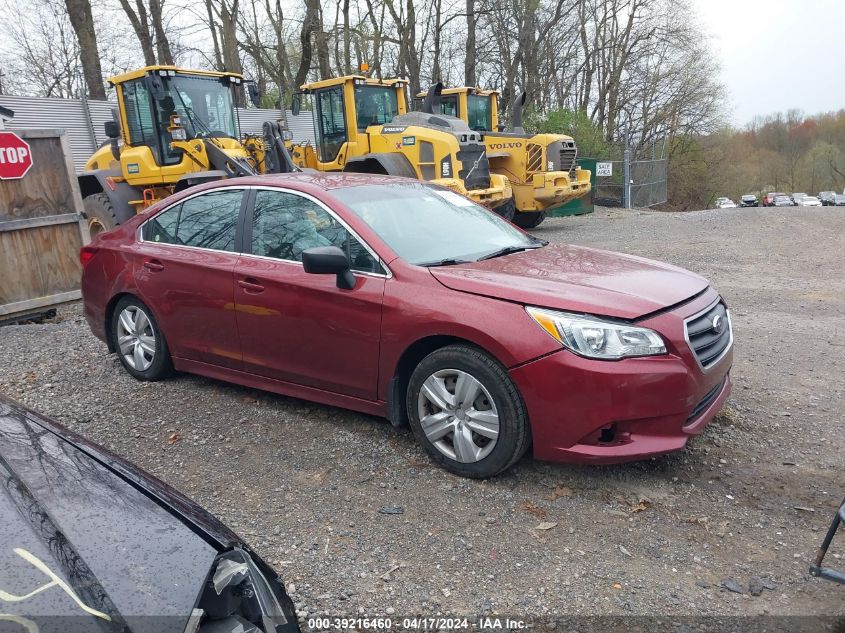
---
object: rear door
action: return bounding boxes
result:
[135,188,246,369]
[233,187,387,399]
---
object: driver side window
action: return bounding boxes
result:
[315,87,347,163]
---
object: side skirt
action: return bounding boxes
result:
[173,357,387,418]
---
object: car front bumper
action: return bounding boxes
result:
[510,289,732,464]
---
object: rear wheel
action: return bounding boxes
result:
[406,345,530,478]
[111,296,173,381]
[493,200,516,221]
[512,210,547,229]
[83,193,118,237]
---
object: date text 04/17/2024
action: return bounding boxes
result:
[305,617,528,630]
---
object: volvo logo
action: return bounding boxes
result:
[711,314,724,334]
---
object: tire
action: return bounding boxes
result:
[512,210,547,229]
[406,345,530,478]
[493,199,515,221]
[83,193,118,237]
[111,296,173,381]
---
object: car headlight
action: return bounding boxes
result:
[526,307,667,359]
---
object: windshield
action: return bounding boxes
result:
[467,94,493,131]
[330,183,540,265]
[165,75,237,139]
[354,85,399,131]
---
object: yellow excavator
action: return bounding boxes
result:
[418,85,592,228]
[286,75,511,211]
[79,66,305,234]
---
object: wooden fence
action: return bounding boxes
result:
[0,129,89,323]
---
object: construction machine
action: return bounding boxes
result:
[286,76,511,211]
[418,85,592,228]
[79,66,297,235]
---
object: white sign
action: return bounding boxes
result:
[596,162,613,177]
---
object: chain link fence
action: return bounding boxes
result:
[589,157,668,208]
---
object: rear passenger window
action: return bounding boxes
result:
[143,189,242,252]
[251,190,385,274]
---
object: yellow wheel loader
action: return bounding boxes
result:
[287,76,511,210]
[417,85,592,228]
[79,66,298,235]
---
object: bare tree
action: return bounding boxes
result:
[63,0,106,97]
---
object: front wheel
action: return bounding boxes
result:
[512,210,547,229]
[406,345,530,478]
[493,200,516,221]
[83,193,118,237]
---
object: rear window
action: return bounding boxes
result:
[143,189,242,251]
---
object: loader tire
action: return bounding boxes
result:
[494,200,515,222]
[83,193,118,237]
[512,210,547,229]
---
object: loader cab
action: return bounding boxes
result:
[111,67,243,177]
[417,87,499,132]
[300,76,408,167]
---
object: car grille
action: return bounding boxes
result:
[685,301,732,369]
[685,376,727,425]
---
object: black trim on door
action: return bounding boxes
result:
[237,187,257,254]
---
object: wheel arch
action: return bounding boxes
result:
[343,153,417,178]
[386,334,500,428]
[78,170,141,225]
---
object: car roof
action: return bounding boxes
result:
[218,172,417,191]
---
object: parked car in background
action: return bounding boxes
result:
[740,194,758,207]
[763,192,787,206]
[715,197,737,208]
[819,191,837,206]
[792,193,808,205]
[0,397,299,633]
[80,173,733,478]
[773,195,794,207]
[800,196,822,207]
[834,194,845,206]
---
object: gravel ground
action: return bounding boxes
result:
[1,205,844,625]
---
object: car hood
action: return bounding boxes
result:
[0,401,220,633]
[429,243,709,320]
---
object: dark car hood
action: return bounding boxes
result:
[0,401,220,633]
[429,243,709,319]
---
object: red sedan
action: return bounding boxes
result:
[80,174,732,478]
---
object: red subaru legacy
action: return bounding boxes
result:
[80,174,732,478]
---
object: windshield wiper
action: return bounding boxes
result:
[418,258,473,267]
[477,243,543,261]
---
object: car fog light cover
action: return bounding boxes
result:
[526,307,667,359]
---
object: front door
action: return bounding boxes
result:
[314,86,348,165]
[134,188,246,369]
[233,188,386,400]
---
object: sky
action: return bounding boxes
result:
[693,0,845,127]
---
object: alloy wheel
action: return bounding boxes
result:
[116,306,156,371]
[416,369,500,463]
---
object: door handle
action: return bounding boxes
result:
[238,278,265,293]
[143,259,165,272]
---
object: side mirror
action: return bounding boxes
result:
[302,246,355,289]
[291,94,301,117]
[104,120,120,139]
[143,73,166,102]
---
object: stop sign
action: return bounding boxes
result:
[0,132,33,180]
